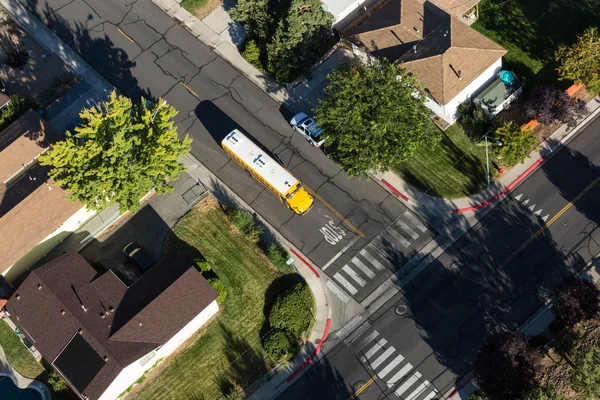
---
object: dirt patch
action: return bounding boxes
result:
[193,0,223,20]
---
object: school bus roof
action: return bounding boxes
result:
[222,129,300,196]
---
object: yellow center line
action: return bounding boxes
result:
[498,175,600,269]
[117,28,135,43]
[348,376,377,400]
[304,186,365,238]
[179,81,200,99]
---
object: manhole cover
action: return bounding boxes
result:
[562,220,569,227]
[395,304,408,315]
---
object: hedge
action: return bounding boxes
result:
[262,329,296,361]
[268,283,314,337]
[208,278,227,304]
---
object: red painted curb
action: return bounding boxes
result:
[286,318,331,383]
[381,179,410,202]
[448,373,474,398]
[289,249,320,278]
[452,157,546,214]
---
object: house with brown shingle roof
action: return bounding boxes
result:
[5,251,219,400]
[0,110,96,282]
[344,0,507,123]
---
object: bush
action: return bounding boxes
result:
[0,95,33,131]
[267,243,293,272]
[473,331,542,400]
[522,387,564,400]
[494,121,537,167]
[458,100,493,138]
[195,259,212,274]
[467,391,486,400]
[242,39,262,70]
[571,345,600,399]
[5,47,29,70]
[230,209,263,243]
[268,283,314,337]
[208,278,227,304]
[48,371,68,392]
[526,86,588,128]
[552,279,600,327]
[262,329,296,361]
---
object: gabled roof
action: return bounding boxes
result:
[346,0,506,104]
[5,251,218,399]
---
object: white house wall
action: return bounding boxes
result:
[99,300,219,400]
[2,207,96,283]
[433,58,503,124]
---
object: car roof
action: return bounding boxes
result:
[301,118,324,137]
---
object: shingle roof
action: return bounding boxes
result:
[5,251,218,400]
[347,0,506,104]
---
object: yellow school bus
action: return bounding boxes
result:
[221,129,314,215]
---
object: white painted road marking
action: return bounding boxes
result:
[357,330,379,350]
[394,372,422,397]
[322,236,360,270]
[351,257,375,278]
[405,381,429,400]
[326,280,350,304]
[542,214,549,221]
[387,227,411,248]
[370,346,395,369]
[523,198,530,205]
[403,211,428,232]
[387,363,413,386]
[534,209,542,216]
[396,220,419,240]
[514,193,523,201]
[359,248,386,271]
[377,353,404,379]
[342,265,367,287]
[528,204,536,211]
[422,390,439,400]
[334,272,358,294]
[361,338,387,362]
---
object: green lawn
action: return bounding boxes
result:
[395,124,496,199]
[0,320,44,379]
[472,0,600,89]
[133,198,299,400]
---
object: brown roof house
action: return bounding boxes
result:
[0,110,96,282]
[5,251,219,400]
[344,0,507,123]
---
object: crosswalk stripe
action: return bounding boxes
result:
[387,227,411,248]
[334,272,358,294]
[403,211,428,233]
[370,346,395,369]
[361,338,388,362]
[422,390,439,400]
[351,257,375,278]
[405,381,429,400]
[387,363,413,386]
[396,220,419,240]
[359,249,386,271]
[377,353,404,379]
[345,321,372,345]
[326,280,350,304]
[394,372,422,397]
[369,241,392,261]
[357,330,379,350]
[342,265,367,287]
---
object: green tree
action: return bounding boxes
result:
[522,387,564,400]
[40,91,191,213]
[571,345,600,400]
[314,59,438,176]
[556,27,600,94]
[47,370,68,392]
[269,282,314,336]
[230,0,272,39]
[493,121,536,167]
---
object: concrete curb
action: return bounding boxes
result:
[149,0,289,105]
[179,153,330,400]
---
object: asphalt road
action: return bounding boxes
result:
[20,0,439,293]
[281,115,600,399]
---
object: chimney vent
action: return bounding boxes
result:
[100,312,106,319]
[139,322,143,327]
[412,45,417,53]
[60,309,66,315]
[16,294,20,300]
[81,304,87,312]
[103,356,109,362]
[37,284,42,290]
[78,329,83,334]
[458,70,462,80]
[108,306,114,313]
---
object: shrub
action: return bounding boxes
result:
[571,345,600,399]
[267,243,293,272]
[526,86,588,128]
[230,209,263,243]
[0,95,33,131]
[5,47,29,70]
[48,371,68,392]
[195,259,212,274]
[467,391,486,400]
[473,331,542,400]
[494,121,536,167]
[208,278,227,304]
[268,283,314,337]
[458,100,492,138]
[522,387,564,400]
[552,279,600,327]
[262,329,296,361]
[242,39,262,70]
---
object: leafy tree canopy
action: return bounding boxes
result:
[571,345,600,400]
[314,59,439,176]
[556,27,600,94]
[525,85,588,128]
[552,279,600,327]
[40,91,191,213]
[494,121,536,167]
[473,331,542,400]
[522,387,564,400]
